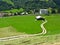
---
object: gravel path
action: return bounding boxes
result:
[0,20,47,42]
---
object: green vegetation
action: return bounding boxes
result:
[0,14,60,35]
[0,0,60,45]
[0,15,42,34]
[0,0,60,11]
[0,14,60,45]
[4,8,24,13]
[45,15,60,35]
[2,0,14,6]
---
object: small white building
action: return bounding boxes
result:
[40,9,48,14]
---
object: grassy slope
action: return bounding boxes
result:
[0,15,42,34]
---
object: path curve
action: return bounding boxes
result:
[0,20,47,41]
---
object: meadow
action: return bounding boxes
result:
[0,14,60,37]
[0,15,42,34]
[45,14,60,35]
[0,14,60,45]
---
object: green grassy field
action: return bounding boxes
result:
[0,14,60,45]
[45,15,60,35]
[0,15,42,34]
[0,14,60,36]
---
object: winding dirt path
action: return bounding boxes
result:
[0,20,47,41]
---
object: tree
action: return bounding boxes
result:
[48,7,52,14]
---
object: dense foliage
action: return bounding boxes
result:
[0,0,60,13]
[53,0,60,8]
[0,1,13,11]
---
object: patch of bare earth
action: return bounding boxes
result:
[0,26,26,38]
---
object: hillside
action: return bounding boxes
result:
[0,0,60,11]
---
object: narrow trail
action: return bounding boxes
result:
[0,20,47,42]
[40,20,47,34]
